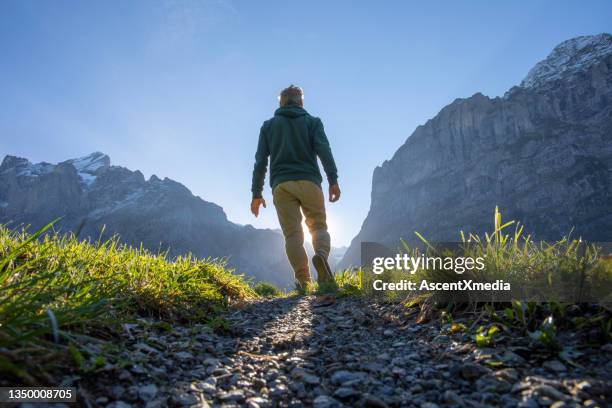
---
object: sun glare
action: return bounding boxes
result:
[301,215,336,245]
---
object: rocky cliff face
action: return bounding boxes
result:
[340,34,612,267]
[0,152,297,287]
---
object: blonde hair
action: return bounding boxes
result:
[279,85,304,107]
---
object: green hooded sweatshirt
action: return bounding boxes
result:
[251,105,338,199]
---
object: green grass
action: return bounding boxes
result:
[0,222,255,382]
[253,208,612,309]
[252,281,284,297]
[353,207,612,304]
[330,208,612,350]
[3,209,609,382]
[277,270,365,298]
[325,268,364,297]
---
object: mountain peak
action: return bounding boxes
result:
[1,155,30,170]
[0,155,55,178]
[340,33,612,269]
[65,152,111,174]
[520,33,612,89]
[0,152,296,287]
[60,152,110,188]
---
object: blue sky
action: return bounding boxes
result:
[1,1,611,246]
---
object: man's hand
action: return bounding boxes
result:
[329,184,341,202]
[251,198,266,217]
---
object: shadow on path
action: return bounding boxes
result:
[214,296,612,408]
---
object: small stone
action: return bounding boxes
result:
[330,370,367,385]
[150,366,167,377]
[291,366,320,385]
[333,387,357,399]
[252,377,267,389]
[476,375,511,393]
[126,386,140,402]
[108,385,126,399]
[145,400,165,408]
[500,395,519,407]
[191,381,215,394]
[219,389,245,402]
[500,350,527,365]
[362,393,389,408]
[134,342,159,354]
[291,367,308,377]
[391,367,406,376]
[410,383,423,393]
[175,351,194,361]
[313,395,337,408]
[246,397,270,408]
[459,362,490,380]
[212,367,230,376]
[601,343,612,353]
[265,368,280,381]
[269,384,288,398]
[575,380,591,392]
[203,357,220,366]
[495,368,519,382]
[442,390,463,405]
[533,384,568,401]
[512,382,531,393]
[302,373,321,385]
[542,360,566,373]
[106,402,132,408]
[538,396,554,406]
[130,364,147,374]
[431,335,450,345]
[138,384,158,402]
[288,399,304,408]
[362,362,386,373]
[377,353,390,360]
[170,392,198,406]
[550,402,567,408]
[517,397,539,408]
[420,403,440,408]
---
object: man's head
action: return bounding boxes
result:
[279,85,304,107]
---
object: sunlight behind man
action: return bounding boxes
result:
[302,215,336,246]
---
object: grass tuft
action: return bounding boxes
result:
[252,281,284,297]
[0,222,255,354]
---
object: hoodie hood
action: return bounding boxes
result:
[274,105,308,118]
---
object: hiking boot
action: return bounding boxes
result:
[295,280,308,295]
[312,254,334,284]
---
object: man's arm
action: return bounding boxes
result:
[313,118,340,202]
[251,124,269,216]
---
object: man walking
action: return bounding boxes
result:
[251,85,340,290]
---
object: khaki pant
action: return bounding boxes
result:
[273,180,330,286]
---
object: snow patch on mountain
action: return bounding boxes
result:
[79,172,97,186]
[65,152,111,188]
[520,33,612,88]
[16,162,55,178]
[66,152,109,173]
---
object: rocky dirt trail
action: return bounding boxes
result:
[79,297,610,408]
